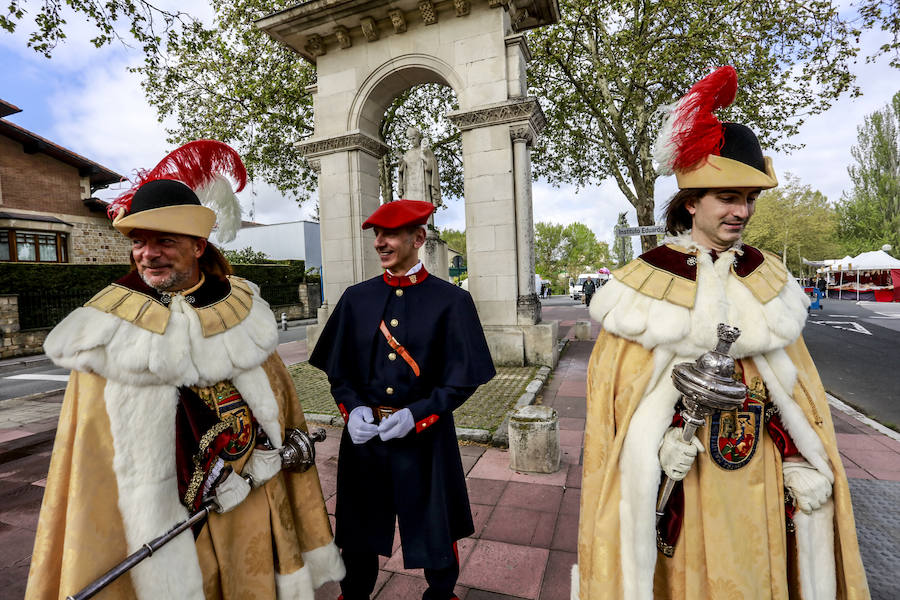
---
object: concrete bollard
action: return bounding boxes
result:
[574,320,591,340]
[508,405,560,474]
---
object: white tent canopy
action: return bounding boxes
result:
[817,251,900,273]
[847,250,900,270]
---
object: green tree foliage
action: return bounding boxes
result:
[138,7,460,207]
[0,0,191,57]
[857,1,900,68]
[138,0,316,202]
[836,91,900,255]
[440,228,467,261]
[223,246,270,264]
[1,1,461,207]
[742,174,841,273]
[534,222,565,282]
[528,0,861,253]
[534,221,610,283]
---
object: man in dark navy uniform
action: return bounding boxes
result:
[309,200,495,600]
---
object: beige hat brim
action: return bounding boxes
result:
[675,154,778,190]
[113,205,216,238]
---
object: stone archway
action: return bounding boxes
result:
[258,0,560,366]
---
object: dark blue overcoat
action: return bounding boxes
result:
[309,271,495,569]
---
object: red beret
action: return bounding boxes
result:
[362,199,435,230]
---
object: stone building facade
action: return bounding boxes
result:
[0,99,127,266]
[0,295,49,358]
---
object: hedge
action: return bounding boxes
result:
[0,261,308,296]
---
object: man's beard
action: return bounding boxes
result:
[140,268,194,292]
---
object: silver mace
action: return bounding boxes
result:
[655,324,747,524]
[67,427,327,600]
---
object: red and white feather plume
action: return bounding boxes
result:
[653,66,738,175]
[107,140,247,243]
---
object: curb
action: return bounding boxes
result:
[305,413,345,428]
[491,365,553,448]
[1,388,66,403]
[826,392,900,442]
[0,428,57,463]
[0,355,53,375]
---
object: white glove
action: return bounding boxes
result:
[242,447,282,488]
[378,408,415,441]
[212,470,251,513]
[783,460,832,513]
[658,426,705,481]
[348,406,379,444]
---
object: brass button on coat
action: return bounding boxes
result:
[395,289,404,297]
[388,352,397,361]
[390,318,399,327]
[386,387,394,395]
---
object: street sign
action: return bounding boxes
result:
[614,225,665,237]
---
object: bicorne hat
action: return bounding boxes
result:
[108,140,247,242]
[653,66,778,190]
[361,199,435,230]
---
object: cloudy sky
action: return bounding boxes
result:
[1,4,896,254]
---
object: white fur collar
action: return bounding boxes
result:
[45,280,279,388]
[590,234,809,359]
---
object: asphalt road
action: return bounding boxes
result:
[803,300,900,428]
[0,360,68,402]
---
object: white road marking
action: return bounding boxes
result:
[809,321,873,335]
[4,374,70,382]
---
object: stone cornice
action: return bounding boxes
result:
[296,131,391,159]
[447,98,546,136]
[256,0,558,64]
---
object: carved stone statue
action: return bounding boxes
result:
[397,126,441,211]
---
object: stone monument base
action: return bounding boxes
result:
[483,320,558,367]
[508,405,560,474]
[305,304,331,354]
[422,228,448,281]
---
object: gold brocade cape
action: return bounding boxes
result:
[26,276,344,600]
[575,235,869,600]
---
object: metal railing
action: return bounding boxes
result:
[17,289,97,330]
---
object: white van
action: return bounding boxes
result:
[569,273,608,300]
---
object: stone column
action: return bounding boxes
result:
[511,124,540,325]
[298,131,389,350]
[422,229,449,281]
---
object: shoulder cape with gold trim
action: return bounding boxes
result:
[576,234,868,599]
[26,276,344,600]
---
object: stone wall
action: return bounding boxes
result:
[269,282,322,320]
[0,295,50,358]
[70,218,132,264]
